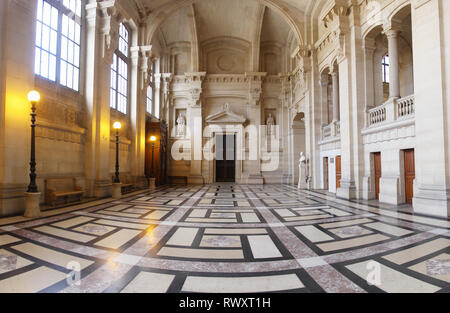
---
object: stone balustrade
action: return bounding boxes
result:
[397,94,415,118]
[322,120,340,140]
[366,94,415,127]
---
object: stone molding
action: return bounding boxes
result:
[36,119,86,144]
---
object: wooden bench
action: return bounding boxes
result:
[45,178,84,206]
[168,176,188,186]
[112,174,134,194]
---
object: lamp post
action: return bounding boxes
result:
[24,91,41,218]
[149,135,156,190]
[112,122,122,199]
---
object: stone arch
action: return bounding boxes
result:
[387,0,412,24]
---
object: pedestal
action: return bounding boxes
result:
[24,192,41,218]
[247,174,264,185]
[298,165,307,189]
[112,183,122,199]
[149,177,156,190]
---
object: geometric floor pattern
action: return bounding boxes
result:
[0,184,448,293]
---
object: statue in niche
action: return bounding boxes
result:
[176,113,186,137]
[298,152,307,189]
[266,113,275,136]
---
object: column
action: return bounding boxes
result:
[411,0,450,218]
[245,72,266,184]
[319,74,329,126]
[363,38,376,109]
[385,28,400,99]
[84,3,121,198]
[129,44,151,187]
[0,0,38,215]
[331,69,340,121]
[186,72,206,184]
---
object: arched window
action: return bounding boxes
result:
[110,23,129,114]
[382,55,390,83]
[35,0,82,91]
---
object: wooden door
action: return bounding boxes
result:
[335,156,341,189]
[374,152,381,199]
[404,149,415,204]
[324,157,329,190]
[216,135,235,182]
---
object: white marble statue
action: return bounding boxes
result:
[176,113,186,137]
[298,152,306,189]
[266,113,275,136]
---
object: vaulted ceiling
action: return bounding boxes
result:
[138,0,331,48]
[155,0,305,48]
[136,0,312,14]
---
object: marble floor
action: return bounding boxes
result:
[0,184,448,293]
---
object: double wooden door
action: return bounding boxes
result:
[404,149,415,204]
[335,156,341,189]
[324,157,329,190]
[216,135,235,182]
[374,152,382,199]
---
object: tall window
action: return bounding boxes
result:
[110,23,129,114]
[35,0,82,91]
[382,55,390,83]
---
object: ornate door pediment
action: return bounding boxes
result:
[205,103,246,124]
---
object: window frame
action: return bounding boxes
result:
[110,23,130,115]
[35,0,83,91]
[382,54,390,84]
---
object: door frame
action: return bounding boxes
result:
[335,155,341,190]
[403,148,415,204]
[215,134,236,182]
[205,124,244,184]
[323,157,329,190]
[373,152,382,200]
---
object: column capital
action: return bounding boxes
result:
[245,72,267,106]
[97,2,124,64]
[330,67,339,77]
[185,72,206,107]
[383,21,402,38]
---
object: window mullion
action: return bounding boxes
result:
[56,7,62,85]
[115,61,119,110]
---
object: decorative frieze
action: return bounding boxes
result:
[36,120,86,144]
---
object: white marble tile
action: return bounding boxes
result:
[248,235,282,259]
[157,247,243,259]
[0,266,66,293]
[12,242,93,269]
[295,225,333,243]
[95,229,142,249]
[166,227,198,246]
[121,272,175,293]
[52,216,95,229]
[182,274,303,293]
[241,212,260,223]
[364,222,413,237]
